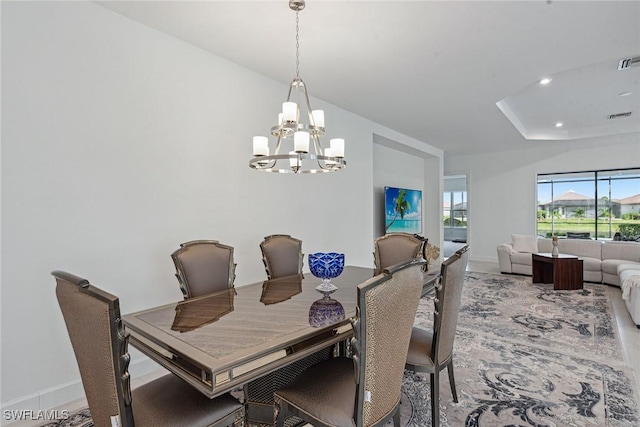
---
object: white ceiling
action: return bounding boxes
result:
[97,0,640,155]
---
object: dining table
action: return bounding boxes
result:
[122,265,439,424]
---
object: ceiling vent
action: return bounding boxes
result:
[608,112,632,119]
[618,56,640,70]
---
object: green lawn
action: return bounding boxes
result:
[537,219,640,238]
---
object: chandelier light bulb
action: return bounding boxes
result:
[289,151,300,169]
[253,136,269,156]
[282,102,297,122]
[330,138,345,158]
[325,147,337,166]
[294,131,310,153]
[311,110,325,127]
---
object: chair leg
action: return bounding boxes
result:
[274,398,286,427]
[447,360,458,403]
[393,406,401,427]
[430,372,440,427]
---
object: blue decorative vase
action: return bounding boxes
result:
[308,252,345,294]
[308,297,345,328]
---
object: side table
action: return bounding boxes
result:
[532,253,583,290]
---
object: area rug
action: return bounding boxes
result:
[396,272,639,427]
[36,408,92,427]
[38,272,638,427]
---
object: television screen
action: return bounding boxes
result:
[384,186,422,233]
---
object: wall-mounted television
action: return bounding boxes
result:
[384,186,422,233]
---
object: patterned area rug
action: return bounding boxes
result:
[396,272,639,427]
[40,273,638,427]
[36,409,92,427]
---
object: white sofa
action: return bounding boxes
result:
[497,235,640,326]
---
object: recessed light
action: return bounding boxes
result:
[539,78,552,85]
[555,122,563,127]
[619,91,632,97]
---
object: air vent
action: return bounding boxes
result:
[608,112,632,119]
[618,56,640,70]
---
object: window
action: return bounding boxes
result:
[537,168,640,240]
[443,191,467,228]
[444,174,468,243]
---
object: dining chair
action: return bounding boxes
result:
[405,245,469,427]
[259,234,303,280]
[53,271,244,427]
[171,240,236,299]
[373,232,427,274]
[273,258,426,427]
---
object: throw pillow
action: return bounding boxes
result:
[511,234,538,253]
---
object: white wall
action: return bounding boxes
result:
[445,134,640,262]
[372,138,443,257]
[0,1,442,411]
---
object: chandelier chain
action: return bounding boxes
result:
[295,10,300,77]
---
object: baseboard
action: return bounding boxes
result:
[1,357,160,426]
[468,255,498,264]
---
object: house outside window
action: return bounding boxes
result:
[443,191,467,228]
[537,168,640,240]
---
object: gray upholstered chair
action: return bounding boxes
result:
[171,240,236,299]
[259,234,303,280]
[53,271,244,427]
[373,232,426,275]
[405,245,469,427]
[273,258,426,427]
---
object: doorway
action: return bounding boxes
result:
[443,175,468,256]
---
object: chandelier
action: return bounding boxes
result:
[249,0,346,174]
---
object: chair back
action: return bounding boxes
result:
[54,271,134,427]
[260,234,303,280]
[171,240,236,299]
[352,258,425,426]
[432,245,469,366]
[373,233,426,275]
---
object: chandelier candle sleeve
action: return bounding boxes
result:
[324,148,337,165]
[294,131,309,153]
[289,151,300,169]
[283,102,297,122]
[311,110,325,127]
[253,136,269,156]
[330,138,345,157]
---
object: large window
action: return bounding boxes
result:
[537,168,640,240]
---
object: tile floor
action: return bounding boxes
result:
[8,260,640,426]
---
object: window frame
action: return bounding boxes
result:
[536,167,640,240]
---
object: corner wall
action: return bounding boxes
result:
[372,136,443,258]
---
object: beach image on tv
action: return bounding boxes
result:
[384,186,422,233]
